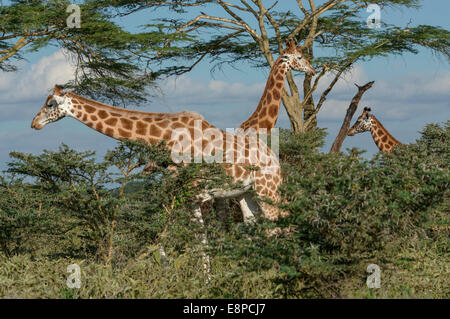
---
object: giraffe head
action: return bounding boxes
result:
[280,39,315,75]
[347,107,374,136]
[31,85,73,130]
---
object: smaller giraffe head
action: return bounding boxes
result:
[280,39,315,75]
[31,85,73,130]
[348,107,373,136]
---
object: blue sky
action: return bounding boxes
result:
[1,0,449,171]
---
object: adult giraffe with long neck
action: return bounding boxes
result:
[347,107,403,152]
[31,85,284,221]
[239,39,315,132]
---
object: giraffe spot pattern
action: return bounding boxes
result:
[118,128,131,138]
[150,125,162,137]
[105,128,114,137]
[84,105,96,113]
[180,117,190,124]
[135,121,147,134]
[270,105,278,117]
[120,118,133,130]
[158,119,170,128]
[105,118,118,126]
[272,89,280,100]
[98,110,109,119]
[261,119,272,128]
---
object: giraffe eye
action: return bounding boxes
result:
[47,100,57,108]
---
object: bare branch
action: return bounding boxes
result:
[289,0,346,40]
[301,64,329,107]
[304,59,355,128]
[217,0,262,41]
[329,81,375,153]
[296,0,310,16]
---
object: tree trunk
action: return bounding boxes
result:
[282,93,305,133]
[303,74,316,130]
[302,45,316,130]
[329,81,375,153]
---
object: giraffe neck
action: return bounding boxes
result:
[65,92,203,144]
[369,115,401,152]
[239,56,288,131]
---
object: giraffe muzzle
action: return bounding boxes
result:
[31,116,45,130]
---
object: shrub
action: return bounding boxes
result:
[216,122,449,298]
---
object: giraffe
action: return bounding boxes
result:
[209,39,314,225]
[347,107,403,152]
[31,85,284,221]
[239,39,315,132]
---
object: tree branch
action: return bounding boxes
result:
[329,81,375,153]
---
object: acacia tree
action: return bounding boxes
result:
[105,0,449,132]
[0,0,192,105]
[2,1,448,130]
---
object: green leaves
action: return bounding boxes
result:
[0,1,195,104]
[217,123,449,297]
[0,123,448,297]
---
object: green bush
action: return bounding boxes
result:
[0,122,448,298]
[215,122,449,298]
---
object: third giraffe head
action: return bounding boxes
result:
[280,39,315,75]
[31,85,73,130]
[348,107,374,136]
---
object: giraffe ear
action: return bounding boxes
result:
[54,85,64,96]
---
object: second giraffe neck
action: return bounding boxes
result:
[369,115,401,152]
[239,57,288,131]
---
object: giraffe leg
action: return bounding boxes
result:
[239,194,262,224]
[158,245,168,268]
[215,198,228,224]
[192,203,211,283]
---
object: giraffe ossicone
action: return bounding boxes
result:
[348,107,403,153]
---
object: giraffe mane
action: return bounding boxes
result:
[65,91,204,120]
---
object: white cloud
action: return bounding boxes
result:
[156,74,265,106]
[0,50,75,103]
